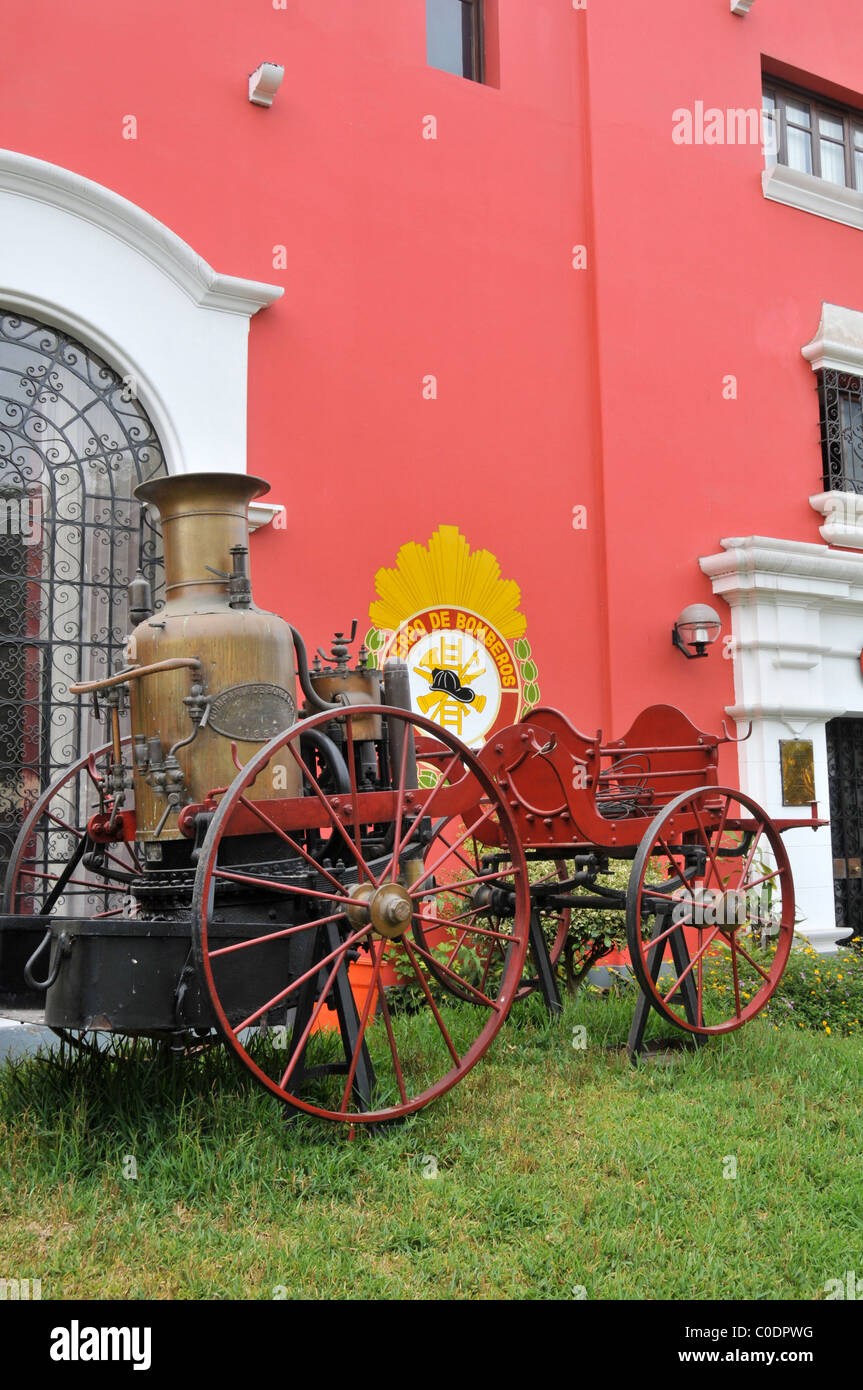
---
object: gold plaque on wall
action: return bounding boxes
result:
[780,740,815,806]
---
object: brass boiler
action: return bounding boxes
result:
[128,472,301,842]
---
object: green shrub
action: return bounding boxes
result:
[761,938,863,1037]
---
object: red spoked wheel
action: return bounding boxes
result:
[3,738,140,923]
[191,705,531,1125]
[625,786,794,1035]
[413,824,570,1003]
[1,739,145,1052]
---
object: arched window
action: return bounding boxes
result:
[0,310,166,879]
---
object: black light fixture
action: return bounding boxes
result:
[672,603,722,659]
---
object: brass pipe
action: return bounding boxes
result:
[69,658,201,695]
[110,707,123,764]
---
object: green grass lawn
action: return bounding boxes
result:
[1,991,860,1300]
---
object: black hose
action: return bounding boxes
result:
[299,728,351,795]
[290,626,344,714]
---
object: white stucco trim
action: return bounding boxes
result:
[0,148,284,476]
[700,535,863,953]
[248,502,287,531]
[809,492,863,550]
[762,163,863,232]
[801,302,863,377]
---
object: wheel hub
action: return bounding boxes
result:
[347,881,412,938]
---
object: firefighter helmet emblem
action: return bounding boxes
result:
[367,524,538,747]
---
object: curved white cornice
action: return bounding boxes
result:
[0,148,283,315]
[801,302,863,377]
[0,147,285,476]
[701,534,863,592]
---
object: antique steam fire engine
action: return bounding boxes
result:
[0,473,821,1126]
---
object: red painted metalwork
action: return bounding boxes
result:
[87,810,137,844]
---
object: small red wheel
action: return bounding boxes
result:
[413,824,570,1002]
[2,738,143,1051]
[3,738,140,921]
[625,786,794,1034]
[191,705,531,1124]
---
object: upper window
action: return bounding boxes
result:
[426,0,483,83]
[763,79,863,190]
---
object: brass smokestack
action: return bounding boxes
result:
[135,472,268,604]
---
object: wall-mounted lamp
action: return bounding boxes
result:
[672,603,722,659]
[249,62,285,108]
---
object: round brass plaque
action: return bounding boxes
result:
[207,683,297,741]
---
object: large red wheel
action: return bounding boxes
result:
[191,705,531,1124]
[625,786,794,1035]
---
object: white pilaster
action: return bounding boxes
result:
[701,535,863,953]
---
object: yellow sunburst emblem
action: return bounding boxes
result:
[366,525,539,749]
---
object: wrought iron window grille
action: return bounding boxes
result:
[818,369,863,495]
[0,309,166,898]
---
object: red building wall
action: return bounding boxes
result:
[4,0,862,765]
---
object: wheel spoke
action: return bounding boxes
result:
[237,793,346,895]
[45,810,85,838]
[278,949,355,1091]
[409,866,521,898]
[410,806,496,892]
[415,910,518,944]
[736,821,766,890]
[387,750,466,870]
[428,831,481,880]
[692,799,729,887]
[729,937,773,984]
[343,720,369,884]
[375,984,408,1105]
[338,937,388,1113]
[376,720,412,886]
[730,936,743,1016]
[209,912,347,958]
[696,949,704,1028]
[662,926,722,1006]
[212,868,351,909]
[740,867,782,894]
[398,935,464,1062]
[441,926,472,971]
[407,939,501,1011]
[286,742,379,885]
[230,922,372,1033]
